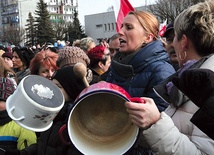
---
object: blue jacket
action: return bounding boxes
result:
[106,40,175,111]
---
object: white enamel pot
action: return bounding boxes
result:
[6,75,64,132]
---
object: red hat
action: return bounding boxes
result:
[88,45,107,60]
[0,77,16,101]
[2,52,13,60]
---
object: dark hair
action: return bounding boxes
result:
[3,47,9,52]
[12,46,35,68]
[0,45,4,50]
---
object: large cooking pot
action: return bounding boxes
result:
[6,75,64,132]
[67,81,144,155]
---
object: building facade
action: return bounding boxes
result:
[84,6,147,44]
[0,0,77,46]
[45,0,77,23]
[1,0,39,31]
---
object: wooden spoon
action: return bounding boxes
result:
[73,62,89,87]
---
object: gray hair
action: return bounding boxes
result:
[174,0,214,56]
[79,37,95,52]
[109,33,120,41]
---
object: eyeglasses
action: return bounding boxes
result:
[109,48,119,53]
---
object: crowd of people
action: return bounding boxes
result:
[0,0,213,154]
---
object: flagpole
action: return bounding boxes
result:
[113,0,135,32]
[145,0,147,11]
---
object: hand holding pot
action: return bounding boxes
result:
[125,97,161,129]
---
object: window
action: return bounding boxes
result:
[96,24,102,28]
[111,23,114,30]
[104,24,107,31]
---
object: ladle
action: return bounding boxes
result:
[73,62,89,87]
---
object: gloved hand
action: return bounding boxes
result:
[172,68,214,140]
[172,68,214,107]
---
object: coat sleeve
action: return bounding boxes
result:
[17,126,37,150]
[142,112,213,155]
[145,62,175,112]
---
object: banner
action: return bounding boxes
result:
[113,0,135,32]
[159,19,167,37]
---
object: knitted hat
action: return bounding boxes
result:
[57,46,90,68]
[52,66,86,101]
[0,77,16,101]
[2,52,13,60]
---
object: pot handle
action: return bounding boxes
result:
[129,97,145,103]
[8,106,25,121]
[59,124,71,145]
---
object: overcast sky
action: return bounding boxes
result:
[78,0,156,26]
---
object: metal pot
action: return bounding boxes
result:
[67,81,143,155]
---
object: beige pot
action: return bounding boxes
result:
[67,82,142,155]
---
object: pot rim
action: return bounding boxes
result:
[67,83,140,155]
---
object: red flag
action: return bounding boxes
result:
[159,19,167,37]
[113,0,135,32]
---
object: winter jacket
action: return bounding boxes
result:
[0,110,36,150]
[106,40,175,112]
[142,55,214,155]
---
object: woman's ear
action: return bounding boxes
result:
[98,61,104,69]
[181,34,188,51]
[146,34,155,42]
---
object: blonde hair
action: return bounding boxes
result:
[72,39,81,47]
[128,11,159,40]
[174,0,214,56]
[79,37,95,52]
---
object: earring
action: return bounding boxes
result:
[178,50,187,61]
[141,41,147,47]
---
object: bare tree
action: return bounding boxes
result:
[52,19,68,41]
[148,0,205,23]
[1,27,25,46]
